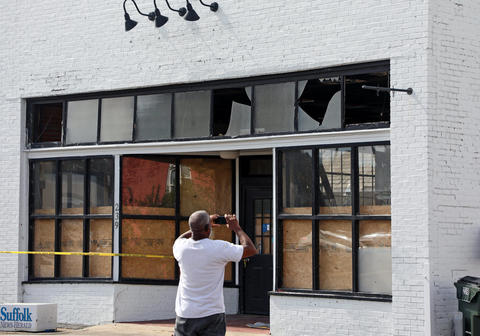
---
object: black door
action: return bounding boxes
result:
[241,185,273,315]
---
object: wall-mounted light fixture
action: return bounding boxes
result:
[362,85,413,95]
[199,0,218,12]
[123,0,219,31]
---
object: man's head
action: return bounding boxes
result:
[189,210,211,239]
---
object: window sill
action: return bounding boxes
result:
[269,290,392,302]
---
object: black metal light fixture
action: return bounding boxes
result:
[151,0,169,27]
[184,0,200,21]
[123,0,155,31]
[164,0,187,17]
[362,85,413,95]
[198,0,218,12]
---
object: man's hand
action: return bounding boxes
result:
[210,214,222,227]
[224,213,257,258]
[225,214,241,232]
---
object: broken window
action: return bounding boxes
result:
[297,78,342,131]
[31,103,63,144]
[344,72,390,126]
[212,87,251,137]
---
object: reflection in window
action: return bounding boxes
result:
[281,150,312,214]
[282,220,312,289]
[100,97,134,142]
[254,82,295,134]
[33,161,56,215]
[121,219,175,280]
[319,221,352,290]
[90,158,113,214]
[359,220,391,294]
[61,160,85,215]
[122,157,176,216]
[345,72,390,125]
[174,91,211,138]
[212,87,251,137]
[297,78,342,131]
[135,94,172,141]
[358,145,391,214]
[66,100,98,144]
[180,158,232,216]
[32,103,63,143]
[318,148,351,214]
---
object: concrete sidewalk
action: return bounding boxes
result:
[1,315,270,336]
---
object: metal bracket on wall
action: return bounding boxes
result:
[362,85,413,96]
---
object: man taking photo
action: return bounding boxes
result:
[173,210,257,336]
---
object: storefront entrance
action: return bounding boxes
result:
[239,157,273,315]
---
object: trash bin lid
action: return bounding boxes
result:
[455,276,480,303]
[460,276,480,287]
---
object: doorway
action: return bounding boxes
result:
[239,156,273,315]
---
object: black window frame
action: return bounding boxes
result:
[28,156,115,282]
[26,61,390,148]
[119,154,237,287]
[275,141,392,301]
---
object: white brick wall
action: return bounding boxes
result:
[4,0,478,334]
[428,1,480,335]
[270,295,392,336]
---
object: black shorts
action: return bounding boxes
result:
[174,313,226,336]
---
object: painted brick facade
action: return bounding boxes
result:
[1,0,479,334]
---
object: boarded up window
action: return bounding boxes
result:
[122,157,176,216]
[60,219,83,278]
[89,219,113,278]
[121,220,175,280]
[33,219,55,278]
[180,158,232,217]
[319,221,352,290]
[282,220,312,289]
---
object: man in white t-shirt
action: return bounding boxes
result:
[173,210,257,336]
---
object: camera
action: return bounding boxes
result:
[213,216,227,225]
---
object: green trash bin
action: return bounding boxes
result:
[455,276,480,336]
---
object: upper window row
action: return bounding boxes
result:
[27,72,389,147]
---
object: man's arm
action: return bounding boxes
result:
[225,214,257,259]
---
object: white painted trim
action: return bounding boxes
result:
[235,157,240,286]
[25,129,389,159]
[113,155,120,282]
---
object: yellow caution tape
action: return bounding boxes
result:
[0,251,173,259]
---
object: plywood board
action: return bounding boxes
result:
[318,221,352,290]
[121,219,175,280]
[282,220,312,289]
[180,158,232,217]
[33,219,55,278]
[89,219,112,278]
[60,219,83,277]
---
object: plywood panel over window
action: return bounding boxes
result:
[122,157,175,216]
[60,219,83,278]
[33,219,55,278]
[319,221,352,290]
[89,219,113,278]
[180,158,232,217]
[121,219,175,280]
[282,220,312,289]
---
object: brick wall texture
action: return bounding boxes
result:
[1,0,479,334]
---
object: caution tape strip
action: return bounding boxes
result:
[0,251,173,259]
